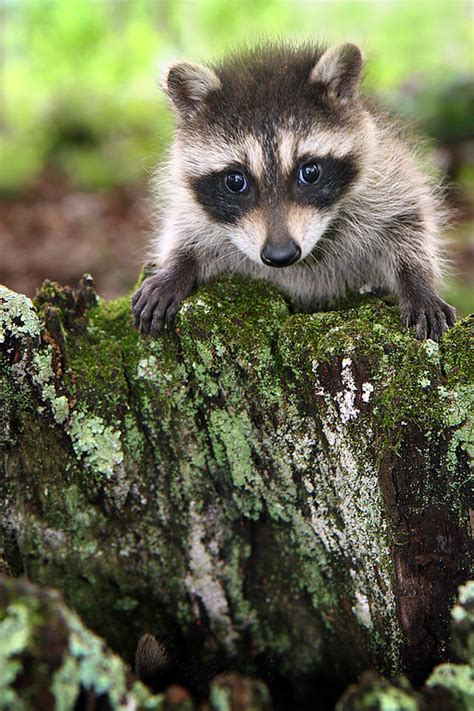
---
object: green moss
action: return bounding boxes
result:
[440,315,474,383]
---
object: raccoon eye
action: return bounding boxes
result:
[298,162,321,185]
[225,171,248,194]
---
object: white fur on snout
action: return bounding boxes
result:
[227,210,267,264]
[226,205,333,267]
[285,204,334,259]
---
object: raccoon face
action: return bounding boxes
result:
[162,43,373,267]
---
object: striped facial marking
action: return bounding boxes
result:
[277,127,358,174]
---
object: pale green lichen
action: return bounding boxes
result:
[50,603,163,710]
[426,664,474,711]
[0,578,164,711]
[451,580,474,664]
[32,355,70,424]
[69,410,124,479]
[0,286,40,342]
[456,580,474,610]
[339,685,419,711]
[32,352,54,383]
[208,684,230,711]
[0,601,36,709]
[137,355,159,380]
[208,409,256,491]
[442,385,474,478]
[421,339,440,360]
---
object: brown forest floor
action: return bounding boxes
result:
[0,170,150,300]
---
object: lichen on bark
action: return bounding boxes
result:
[0,275,472,708]
[0,575,163,710]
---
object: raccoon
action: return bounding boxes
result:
[132,42,456,341]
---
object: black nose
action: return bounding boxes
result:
[261,240,301,267]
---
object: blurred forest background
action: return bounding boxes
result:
[0,0,473,315]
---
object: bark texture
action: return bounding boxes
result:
[0,275,472,709]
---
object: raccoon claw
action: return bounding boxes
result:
[132,273,182,336]
[402,298,456,342]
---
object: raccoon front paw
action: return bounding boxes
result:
[132,273,184,336]
[401,297,456,342]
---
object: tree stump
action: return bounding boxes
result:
[0,276,472,708]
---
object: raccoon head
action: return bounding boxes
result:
[162,43,375,267]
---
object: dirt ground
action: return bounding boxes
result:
[0,170,150,301]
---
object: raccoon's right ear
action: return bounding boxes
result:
[161,61,221,117]
[309,43,364,101]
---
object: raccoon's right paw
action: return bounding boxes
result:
[401,297,456,342]
[132,272,183,336]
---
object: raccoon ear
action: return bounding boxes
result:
[161,61,221,115]
[309,43,363,101]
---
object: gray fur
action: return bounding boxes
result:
[133,42,455,341]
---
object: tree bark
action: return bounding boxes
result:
[0,276,472,709]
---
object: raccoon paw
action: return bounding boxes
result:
[402,298,456,342]
[132,272,184,336]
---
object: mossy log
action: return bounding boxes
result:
[0,574,162,710]
[0,276,472,709]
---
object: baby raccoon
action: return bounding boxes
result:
[132,42,456,341]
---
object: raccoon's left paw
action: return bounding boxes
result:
[132,272,183,336]
[402,297,456,342]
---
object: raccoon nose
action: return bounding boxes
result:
[260,240,301,267]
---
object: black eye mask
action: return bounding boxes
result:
[293,153,359,209]
[190,166,259,224]
[190,151,359,225]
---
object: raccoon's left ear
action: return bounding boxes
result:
[161,61,221,116]
[309,43,364,101]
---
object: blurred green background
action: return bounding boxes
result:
[0,0,473,313]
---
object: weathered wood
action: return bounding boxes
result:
[0,276,472,708]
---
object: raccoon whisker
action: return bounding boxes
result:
[232,252,252,273]
[211,249,245,266]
